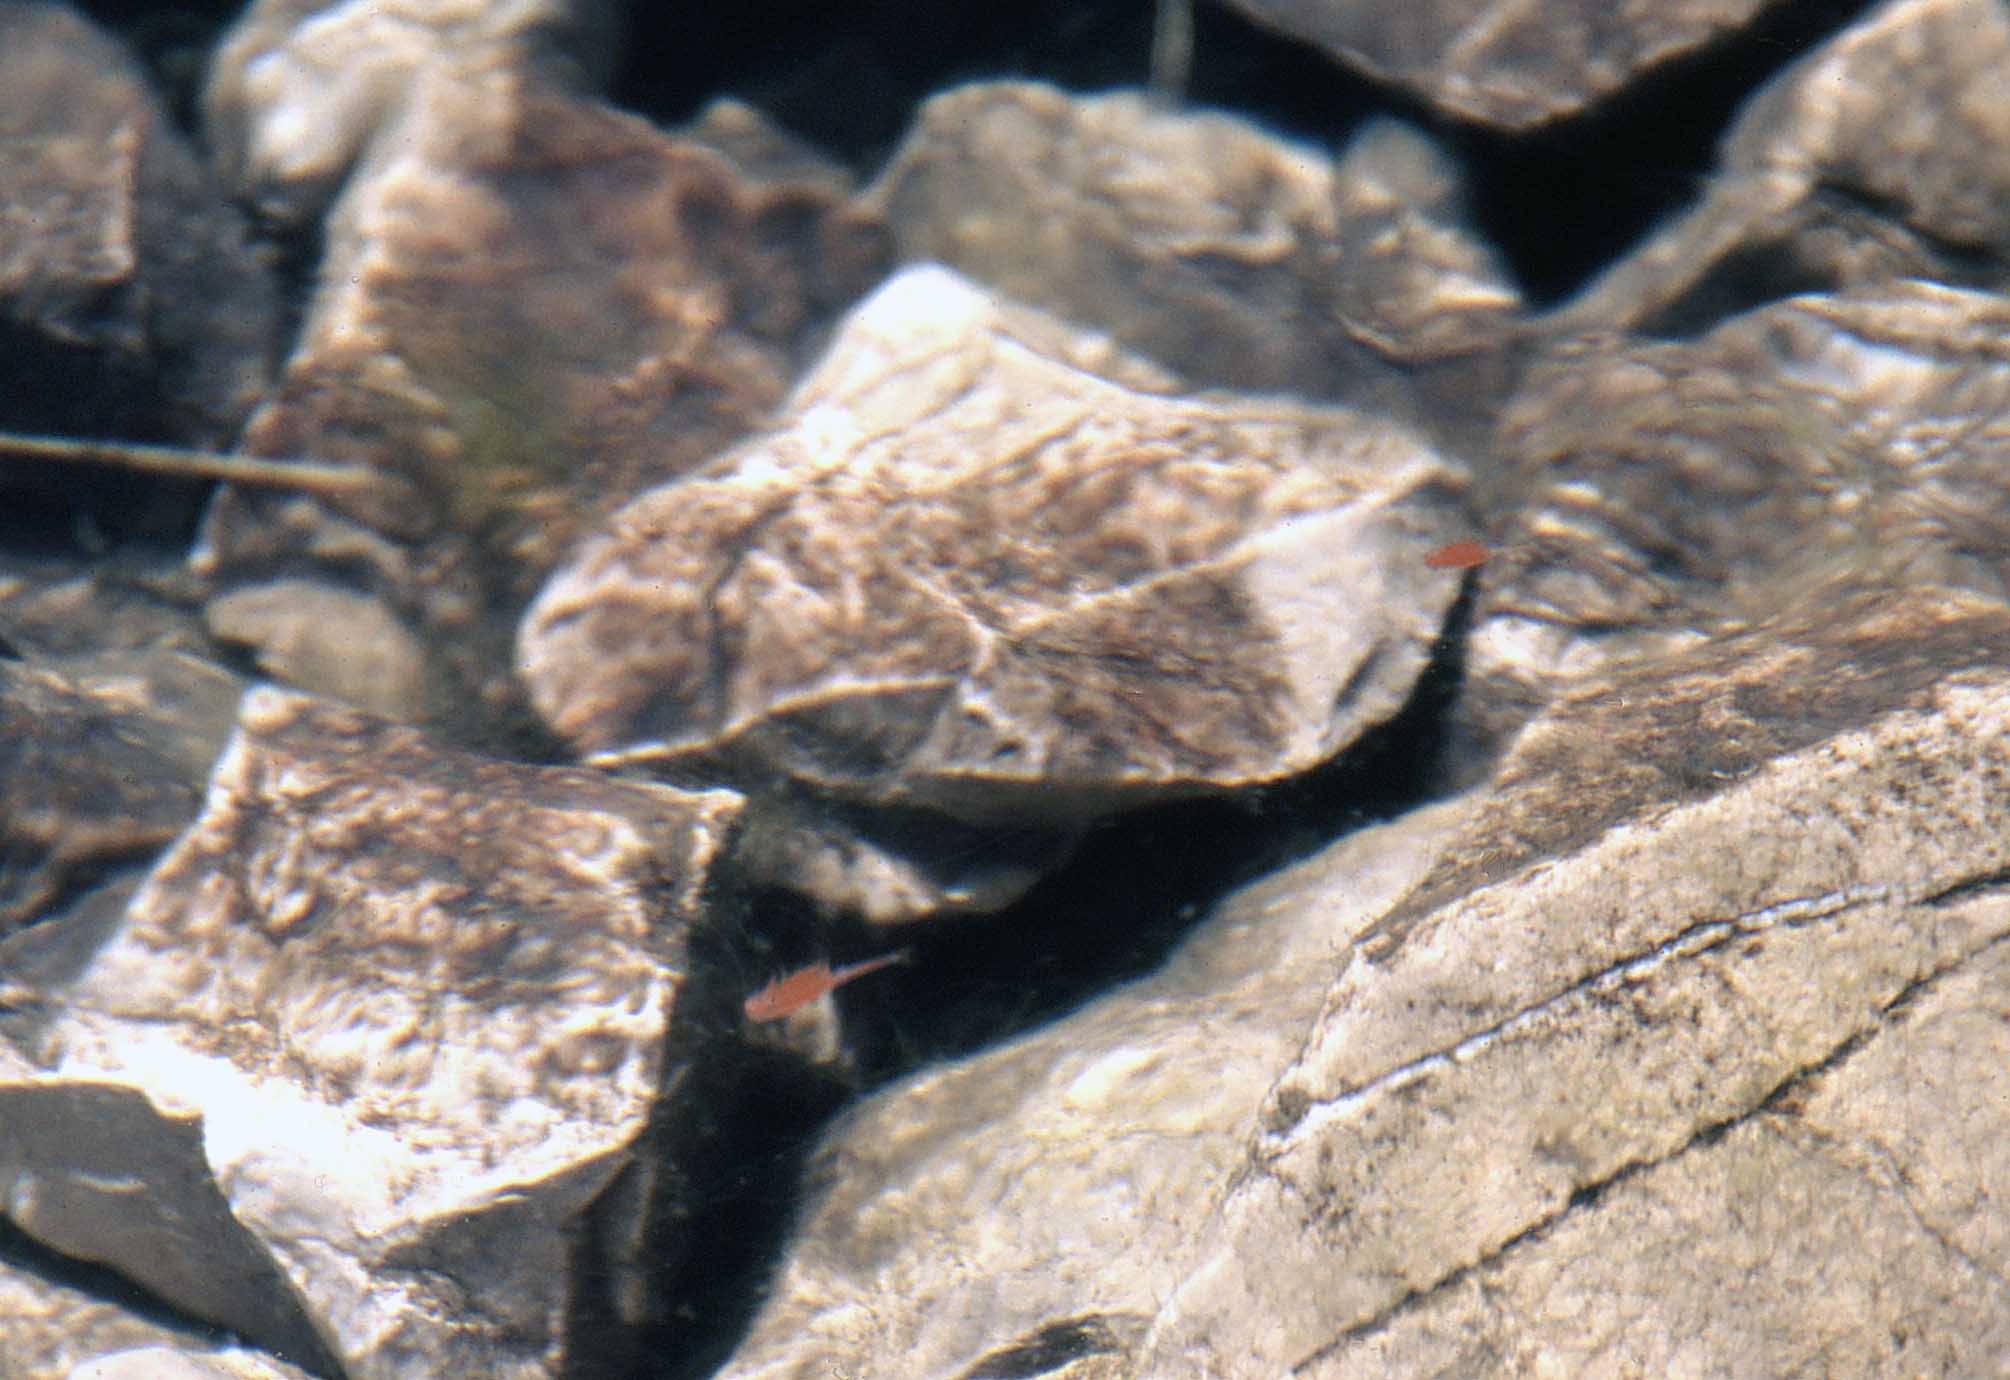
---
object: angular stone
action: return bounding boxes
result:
[0,1,276,445]
[0,652,242,933]
[195,64,888,732]
[0,688,742,1379]
[203,0,621,218]
[1559,0,2010,335]
[1213,0,1774,131]
[867,84,1520,423]
[521,265,1470,826]
[1464,280,2010,759]
[713,583,2010,1377]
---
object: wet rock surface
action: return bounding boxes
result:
[867,84,1521,424]
[521,264,1468,823]
[1,689,741,1379]
[1213,0,1777,130]
[3,0,2010,1375]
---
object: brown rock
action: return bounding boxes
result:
[520,265,1470,827]
[0,1,276,445]
[1213,0,1774,131]
[0,688,743,1379]
[195,62,890,732]
[867,84,1520,424]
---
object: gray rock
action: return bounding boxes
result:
[1212,0,1774,131]
[521,265,1470,831]
[713,581,2010,1377]
[0,1,276,444]
[1558,0,2010,335]
[867,85,1521,426]
[0,651,242,933]
[70,1348,318,1380]
[1462,280,2010,761]
[0,687,742,1379]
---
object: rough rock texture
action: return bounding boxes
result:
[204,0,621,218]
[1463,280,2010,760]
[1558,0,2010,335]
[521,265,1470,825]
[0,1,276,444]
[1213,0,1774,131]
[713,800,1470,1378]
[867,84,1521,425]
[194,60,890,731]
[0,1257,314,1380]
[716,582,2010,1378]
[0,652,242,933]
[0,688,743,1380]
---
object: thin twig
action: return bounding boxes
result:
[0,430,400,500]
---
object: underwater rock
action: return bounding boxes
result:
[1461,280,2010,763]
[0,651,242,935]
[1558,0,2010,335]
[1212,0,1774,131]
[194,64,889,732]
[0,1257,312,1380]
[0,1,276,446]
[715,582,2010,1378]
[520,264,1469,829]
[867,84,1520,426]
[0,688,742,1379]
[203,0,622,218]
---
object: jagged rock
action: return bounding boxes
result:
[0,651,242,934]
[1557,0,2010,335]
[1212,0,1774,131]
[0,688,742,1380]
[520,265,1469,907]
[194,64,889,732]
[867,84,1520,427]
[1461,280,2010,761]
[203,0,621,218]
[0,1,276,446]
[714,582,2010,1378]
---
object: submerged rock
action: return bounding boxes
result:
[0,688,742,1379]
[714,582,2010,1378]
[1212,0,1775,131]
[868,84,1520,426]
[0,1,275,447]
[523,265,1468,823]
[194,63,889,732]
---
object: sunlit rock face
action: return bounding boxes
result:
[0,688,742,1380]
[521,265,1471,825]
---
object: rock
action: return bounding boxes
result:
[1461,280,2010,761]
[0,1,276,446]
[1211,0,1775,131]
[521,265,1470,835]
[203,0,622,218]
[0,651,242,934]
[0,1256,306,1380]
[711,799,1468,1377]
[713,582,2010,1377]
[867,84,1520,425]
[0,688,742,1379]
[194,63,889,733]
[1558,0,2010,335]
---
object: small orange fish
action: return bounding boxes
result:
[743,950,911,1022]
[1424,538,1492,570]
